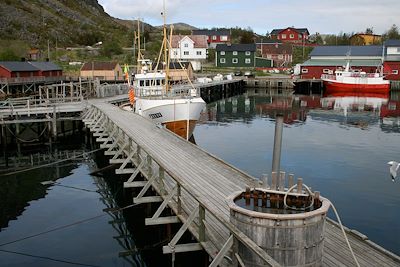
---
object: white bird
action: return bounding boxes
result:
[387,161,400,181]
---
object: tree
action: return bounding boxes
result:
[100,41,123,58]
[383,24,400,40]
[0,48,19,61]
[365,27,374,34]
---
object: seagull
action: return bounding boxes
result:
[387,161,400,181]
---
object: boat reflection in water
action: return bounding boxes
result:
[199,87,400,133]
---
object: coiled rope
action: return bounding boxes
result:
[283,183,360,267]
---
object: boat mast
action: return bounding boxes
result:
[136,19,141,73]
[162,0,169,92]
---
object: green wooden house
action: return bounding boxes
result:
[215,44,272,68]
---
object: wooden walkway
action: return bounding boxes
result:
[82,99,400,267]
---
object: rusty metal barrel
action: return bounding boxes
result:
[228,187,331,267]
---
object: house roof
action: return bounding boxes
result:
[255,39,282,44]
[192,29,230,36]
[310,45,383,57]
[350,33,381,38]
[301,59,382,67]
[384,39,400,46]
[0,61,39,72]
[216,43,256,52]
[270,28,309,35]
[261,43,293,54]
[29,61,62,71]
[81,62,119,71]
[170,35,208,48]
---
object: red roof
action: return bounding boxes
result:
[81,61,119,71]
[170,35,208,49]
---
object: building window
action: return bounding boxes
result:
[290,34,294,39]
[233,51,238,55]
[245,58,251,64]
[220,58,226,64]
[245,51,251,55]
[184,51,189,55]
[393,70,399,74]
[281,34,286,39]
[323,69,330,74]
[232,58,238,64]
[301,68,308,73]
[212,35,217,40]
[196,51,202,55]
[184,43,188,48]
[220,36,228,41]
[220,51,225,55]
[278,55,283,59]
[173,51,178,55]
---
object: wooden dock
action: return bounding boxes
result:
[82,99,400,267]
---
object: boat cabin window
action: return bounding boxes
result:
[156,79,161,86]
[145,80,150,86]
[140,80,145,87]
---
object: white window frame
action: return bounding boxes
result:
[173,51,178,56]
[392,69,399,74]
[245,51,251,56]
[245,58,251,64]
[220,36,228,41]
[232,58,238,64]
[281,34,286,39]
[233,51,238,55]
[220,58,226,64]
[183,51,189,55]
[323,69,330,74]
[212,35,217,40]
[196,51,202,55]
[301,68,308,73]
[220,51,225,55]
[184,43,189,48]
[278,55,283,59]
[267,54,272,59]
[290,34,294,39]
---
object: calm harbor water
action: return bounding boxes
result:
[0,88,399,266]
[195,88,400,255]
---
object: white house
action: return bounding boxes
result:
[170,35,208,71]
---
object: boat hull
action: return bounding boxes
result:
[135,97,206,139]
[323,80,390,94]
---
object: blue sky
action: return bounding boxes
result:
[98,0,399,35]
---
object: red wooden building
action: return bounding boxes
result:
[0,61,62,78]
[270,27,309,44]
[192,29,230,48]
[256,40,293,67]
[299,41,400,80]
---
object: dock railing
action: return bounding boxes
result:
[82,106,282,267]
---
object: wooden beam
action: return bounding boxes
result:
[209,235,233,267]
[162,243,203,254]
[145,216,180,226]
[133,196,163,204]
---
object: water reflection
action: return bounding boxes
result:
[195,88,400,255]
[199,88,400,133]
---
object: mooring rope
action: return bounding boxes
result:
[283,184,360,267]
[330,203,361,267]
[5,123,49,143]
[0,147,104,177]
[0,203,139,248]
[0,248,103,267]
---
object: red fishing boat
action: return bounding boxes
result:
[321,61,390,94]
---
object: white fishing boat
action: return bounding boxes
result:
[125,3,206,140]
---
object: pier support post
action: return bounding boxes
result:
[272,114,284,174]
